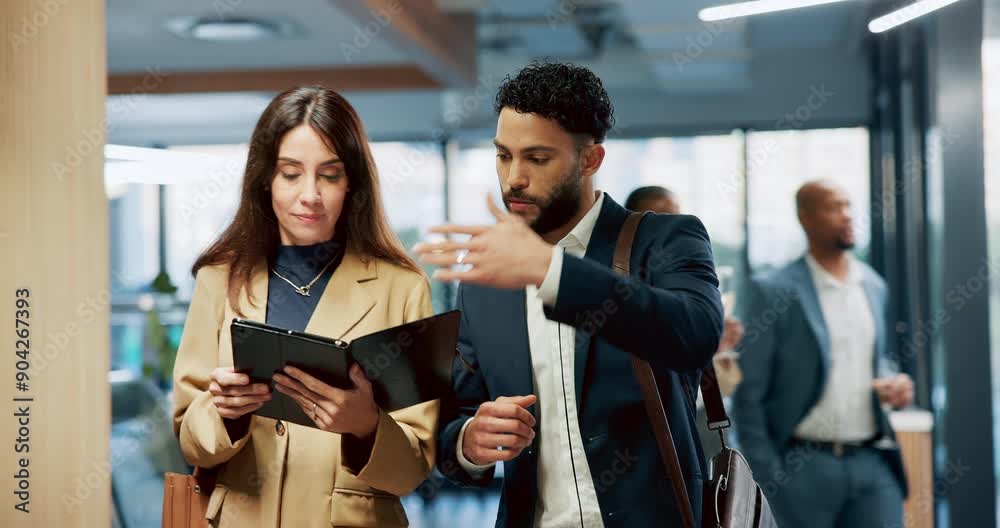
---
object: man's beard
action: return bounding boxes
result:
[505,169,582,236]
[834,229,855,251]
[835,238,856,251]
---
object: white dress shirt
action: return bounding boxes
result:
[793,254,878,443]
[457,192,607,527]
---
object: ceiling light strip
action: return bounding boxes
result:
[868,0,963,33]
[698,0,851,22]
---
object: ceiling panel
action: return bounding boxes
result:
[107,0,406,73]
[747,2,853,49]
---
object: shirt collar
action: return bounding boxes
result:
[805,253,861,289]
[557,192,605,251]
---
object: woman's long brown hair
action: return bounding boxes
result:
[192,85,421,314]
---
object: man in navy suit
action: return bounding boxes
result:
[413,62,724,527]
[732,181,914,528]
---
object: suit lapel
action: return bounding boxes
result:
[791,258,832,370]
[305,248,376,339]
[500,288,536,399]
[241,265,269,322]
[573,195,628,405]
[860,270,887,375]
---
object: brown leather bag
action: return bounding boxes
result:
[613,211,777,528]
[161,467,216,528]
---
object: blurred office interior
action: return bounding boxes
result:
[84,0,998,526]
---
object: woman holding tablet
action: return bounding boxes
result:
[171,86,436,527]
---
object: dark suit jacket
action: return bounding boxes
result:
[731,257,908,498]
[437,195,725,528]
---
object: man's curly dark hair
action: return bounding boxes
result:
[494,62,615,144]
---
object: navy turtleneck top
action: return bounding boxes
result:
[265,237,347,332]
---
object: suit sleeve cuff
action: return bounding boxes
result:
[341,402,440,496]
[537,246,564,307]
[456,418,495,477]
[178,390,253,468]
[342,409,411,487]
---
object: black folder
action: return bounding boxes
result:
[230,310,459,428]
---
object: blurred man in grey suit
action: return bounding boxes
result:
[732,180,914,528]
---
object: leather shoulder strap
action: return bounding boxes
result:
[701,365,732,431]
[612,211,645,275]
[613,211,696,528]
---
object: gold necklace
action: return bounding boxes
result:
[270,257,337,296]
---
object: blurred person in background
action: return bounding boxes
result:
[172,85,437,528]
[624,185,681,215]
[732,180,914,528]
[626,185,744,459]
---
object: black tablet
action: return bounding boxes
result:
[230,310,460,427]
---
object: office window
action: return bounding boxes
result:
[370,142,449,312]
[746,127,871,273]
[164,144,247,298]
[108,184,161,293]
[107,184,164,376]
[448,142,500,225]
[107,146,243,381]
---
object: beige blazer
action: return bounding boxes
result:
[171,248,438,528]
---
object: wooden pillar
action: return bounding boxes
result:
[0,0,110,526]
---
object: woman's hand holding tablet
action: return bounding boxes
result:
[273,363,379,439]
